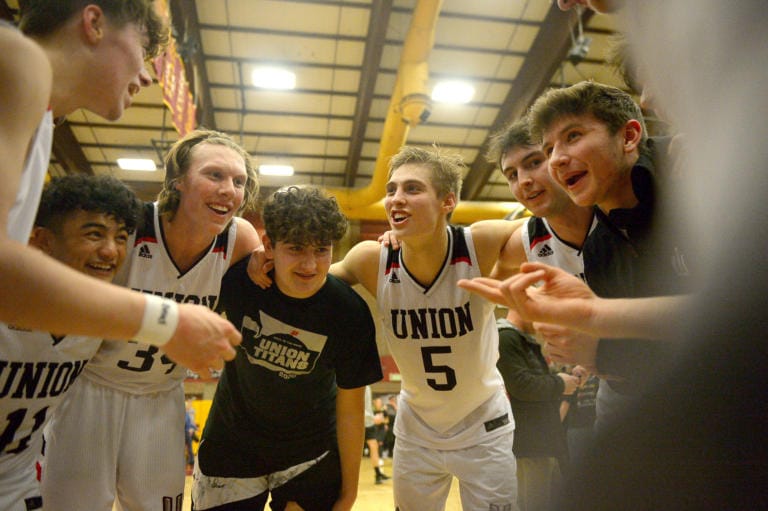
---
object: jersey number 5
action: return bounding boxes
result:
[421,346,457,391]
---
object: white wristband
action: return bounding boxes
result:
[134,295,179,347]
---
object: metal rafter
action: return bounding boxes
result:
[343,0,393,186]
[461,5,594,200]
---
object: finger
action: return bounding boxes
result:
[208,357,224,371]
[197,367,212,380]
[457,279,508,305]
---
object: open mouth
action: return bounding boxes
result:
[564,171,587,188]
[390,212,409,225]
[208,204,231,216]
[86,262,115,278]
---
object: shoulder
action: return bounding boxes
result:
[469,218,526,275]
[330,240,381,292]
[230,217,261,265]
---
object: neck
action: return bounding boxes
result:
[545,206,594,249]
[400,225,449,286]
[161,214,217,272]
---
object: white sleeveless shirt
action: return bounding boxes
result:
[9,110,52,242]
[82,202,237,394]
[376,225,511,448]
[521,215,596,280]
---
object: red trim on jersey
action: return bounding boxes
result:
[135,236,158,246]
[529,233,552,250]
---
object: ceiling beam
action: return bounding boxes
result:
[52,121,93,175]
[343,0,393,186]
[169,0,216,129]
[461,5,593,200]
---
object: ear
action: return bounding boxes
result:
[28,226,54,255]
[622,119,643,154]
[261,234,274,258]
[442,192,457,215]
[81,4,105,45]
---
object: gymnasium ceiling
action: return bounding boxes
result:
[4,0,623,220]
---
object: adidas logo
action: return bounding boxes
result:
[138,244,152,259]
[389,271,400,284]
[536,244,554,258]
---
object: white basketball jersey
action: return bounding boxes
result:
[521,215,596,280]
[0,325,100,480]
[9,110,52,243]
[376,226,507,439]
[82,203,237,394]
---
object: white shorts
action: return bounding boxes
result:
[392,432,518,511]
[40,377,186,511]
[0,463,42,511]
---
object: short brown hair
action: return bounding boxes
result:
[529,80,647,146]
[388,145,464,200]
[486,118,536,171]
[20,0,168,57]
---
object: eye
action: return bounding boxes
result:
[85,230,104,241]
[525,158,544,170]
[385,185,396,196]
[566,130,581,142]
[116,233,129,245]
[543,145,554,157]
[504,169,518,182]
[316,247,331,256]
[234,177,247,188]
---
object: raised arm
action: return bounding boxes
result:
[329,240,380,295]
[0,31,239,375]
[469,218,527,277]
[459,262,692,340]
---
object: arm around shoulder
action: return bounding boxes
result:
[330,240,381,295]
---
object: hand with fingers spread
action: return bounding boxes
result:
[459,262,597,331]
[160,304,241,378]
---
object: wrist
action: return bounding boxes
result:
[133,295,179,347]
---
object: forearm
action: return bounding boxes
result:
[335,389,365,510]
[585,295,692,340]
[0,239,144,338]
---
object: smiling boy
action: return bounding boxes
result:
[193,186,382,511]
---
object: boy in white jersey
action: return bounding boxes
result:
[41,130,262,511]
[328,147,524,511]
[0,174,141,511]
[0,0,240,383]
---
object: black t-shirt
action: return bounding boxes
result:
[584,145,693,391]
[203,257,382,473]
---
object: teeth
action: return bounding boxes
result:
[210,204,229,213]
[90,264,112,271]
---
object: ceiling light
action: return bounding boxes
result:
[259,164,294,176]
[117,158,157,171]
[251,67,296,90]
[431,80,475,104]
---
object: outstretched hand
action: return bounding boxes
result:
[161,304,241,378]
[458,262,597,332]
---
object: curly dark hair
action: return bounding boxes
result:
[262,186,348,247]
[35,174,143,234]
[20,0,168,58]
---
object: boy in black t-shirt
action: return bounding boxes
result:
[192,186,382,511]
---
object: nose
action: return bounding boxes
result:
[138,66,152,88]
[98,237,120,261]
[298,252,317,272]
[219,177,236,197]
